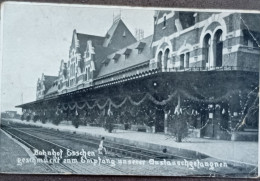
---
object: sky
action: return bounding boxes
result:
[1,2,155,113]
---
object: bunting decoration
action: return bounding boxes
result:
[58,90,179,111]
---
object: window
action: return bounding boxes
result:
[136,42,146,54]
[164,49,170,69]
[85,67,88,81]
[203,34,211,64]
[163,16,167,27]
[113,54,121,62]
[85,67,91,81]
[88,67,90,80]
[185,52,190,68]
[102,58,110,66]
[124,48,132,59]
[214,29,223,67]
[157,51,162,62]
[180,54,184,69]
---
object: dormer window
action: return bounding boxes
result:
[123,48,132,59]
[102,58,110,66]
[136,42,146,54]
[113,54,121,62]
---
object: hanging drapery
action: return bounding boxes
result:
[57,86,258,114]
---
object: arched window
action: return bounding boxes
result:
[203,34,211,67]
[157,51,163,68]
[185,52,190,68]
[164,49,170,69]
[157,51,162,61]
[213,29,223,67]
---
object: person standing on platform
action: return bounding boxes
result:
[98,137,107,155]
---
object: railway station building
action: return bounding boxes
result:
[17,11,259,141]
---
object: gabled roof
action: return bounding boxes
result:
[102,19,137,50]
[69,29,105,55]
[103,19,121,47]
[77,33,105,54]
[97,35,153,78]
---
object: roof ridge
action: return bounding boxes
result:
[76,32,104,38]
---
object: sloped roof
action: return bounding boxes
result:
[97,35,153,77]
[103,19,121,47]
[69,29,105,56]
[102,19,137,49]
[92,45,118,76]
[102,58,111,64]
[241,13,260,33]
[43,75,58,93]
[45,83,58,96]
[76,33,105,55]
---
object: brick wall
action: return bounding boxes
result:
[153,16,176,42]
[237,51,260,69]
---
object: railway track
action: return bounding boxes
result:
[1,120,256,177]
[1,123,129,174]
[2,127,77,174]
[3,121,199,161]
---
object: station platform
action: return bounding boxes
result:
[2,119,258,166]
[0,129,49,173]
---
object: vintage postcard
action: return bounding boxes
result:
[0,1,259,178]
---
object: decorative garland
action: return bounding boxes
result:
[59,90,179,111]
[218,122,232,135]
[234,86,258,130]
[179,89,238,103]
[56,86,258,136]
[58,87,256,112]
[186,118,210,131]
[128,94,149,106]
